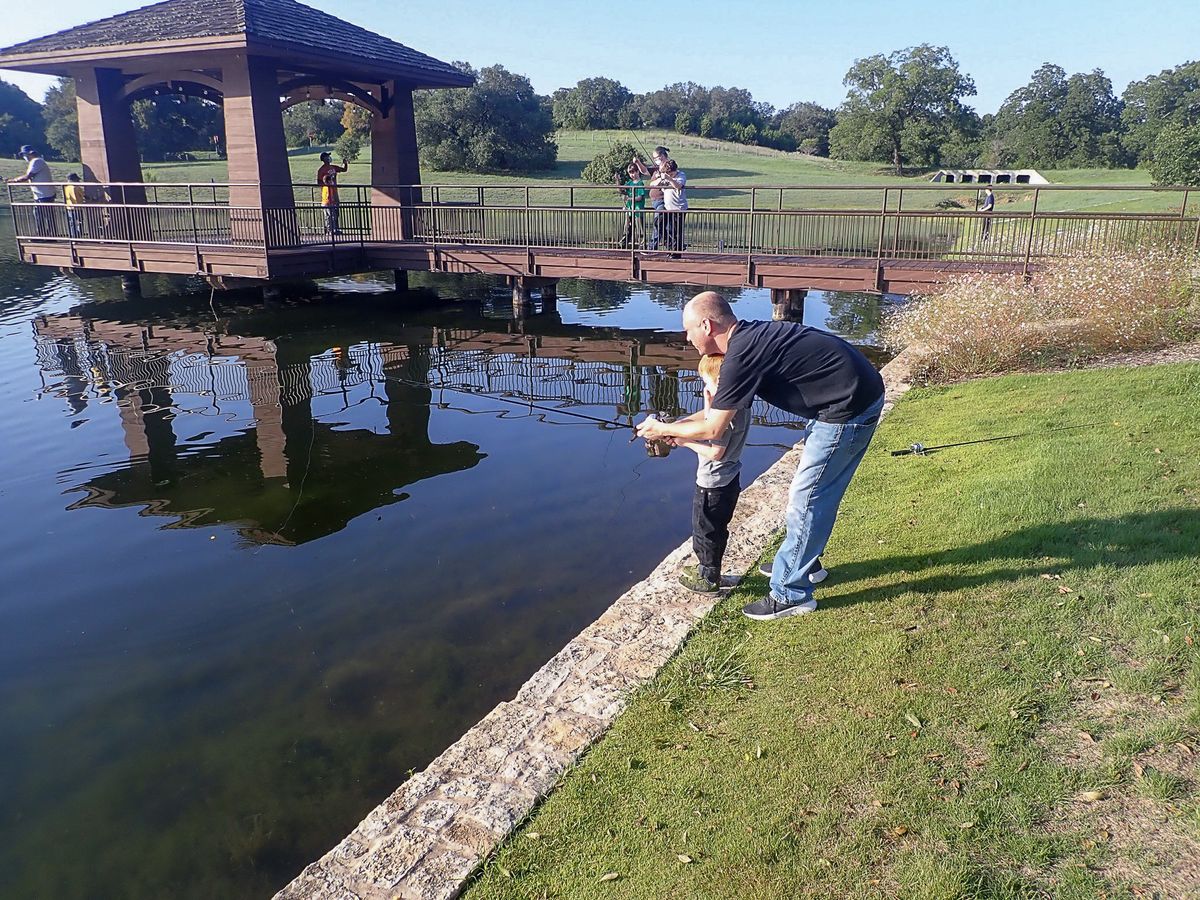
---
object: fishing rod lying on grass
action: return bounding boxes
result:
[891,421,1108,457]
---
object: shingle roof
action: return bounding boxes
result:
[0,0,472,86]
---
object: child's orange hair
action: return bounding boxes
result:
[697,353,724,383]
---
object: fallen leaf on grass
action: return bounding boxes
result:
[1057,585,1074,594]
[904,712,923,730]
[1079,731,1096,744]
[526,832,540,840]
[958,821,976,829]
[890,826,909,837]
[1079,790,1106,803]
[676,854,693,864]
[1175,742,1194,756]
[1137,592,1154,598]
[599,872,620,882]
[1133,762,1145,779]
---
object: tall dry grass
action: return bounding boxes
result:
[884,249,1200,380]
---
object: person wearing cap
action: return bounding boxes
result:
[7,146,57,235]
[316,151,348,235]
[64,173,86,238]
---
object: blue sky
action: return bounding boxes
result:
[2,0,1197,113]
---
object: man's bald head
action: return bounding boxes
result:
[682,291,737,355]
[685,291,736,328]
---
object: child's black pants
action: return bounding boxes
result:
[692,475,741,582]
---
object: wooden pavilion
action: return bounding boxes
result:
[0,0,471,211]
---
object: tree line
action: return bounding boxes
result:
[2,46,1197,183]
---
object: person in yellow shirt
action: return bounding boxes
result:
[64,173,86,237]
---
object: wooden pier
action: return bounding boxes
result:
[10,183,1200,296]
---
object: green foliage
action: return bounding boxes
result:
[1122,61,1200,162]
[830,44,977,174]
[129,95,223,162]
[0,79,45,155]
[775,101,835,155]
[414,63,556,173]
[1146,122,1200,185]
[332,131,362,164]
[580,141,639,184]
[340,103,372,140]
[282,100,344,148]
[551,77,632,130]
[42,77,78,161]
[992,64,1129,168]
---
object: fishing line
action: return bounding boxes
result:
[890,421,1108,457]
[255,421,316,553]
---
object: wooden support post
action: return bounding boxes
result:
[771,288,806,322]
[121,273,141,297]
[540,280,558,313]
[512,276,534,319]
[221,53,296,245]
[73,67,145,202]
[372,84,421,240]
[394,269,409,292]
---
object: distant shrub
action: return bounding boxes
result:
[333,132,362,164]
[580,141,639,185]
[1147,123,1200,186]
[884,250,1200,379]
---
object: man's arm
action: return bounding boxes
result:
[637,406,736,442]
[674,437,725,461]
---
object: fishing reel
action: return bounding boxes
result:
[642,413,676,458]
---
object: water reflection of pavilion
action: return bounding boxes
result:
[32,309,786,545]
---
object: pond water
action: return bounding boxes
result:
[0,212,894,899]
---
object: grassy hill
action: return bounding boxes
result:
[1,131,1185,214]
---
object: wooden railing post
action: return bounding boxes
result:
[1022,188,1041,278]
[746,187,756,285]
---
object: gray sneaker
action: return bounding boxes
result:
[758,557,828,584]
[742,594,818,621]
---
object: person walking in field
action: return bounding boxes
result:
[637,291,884,620]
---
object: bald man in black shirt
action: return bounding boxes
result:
[637,291,884,620]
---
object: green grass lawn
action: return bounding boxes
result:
[3,131,1188,214]
[463,362,1200,900]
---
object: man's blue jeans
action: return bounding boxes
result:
[767,396,884,605]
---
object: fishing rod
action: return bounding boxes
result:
[378,370,638,432]
[890,421,1107,457]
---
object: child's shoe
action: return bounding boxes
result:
[679,564,720,594]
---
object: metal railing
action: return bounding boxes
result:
[9,182,1199,275]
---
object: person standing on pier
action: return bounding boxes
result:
[616,163,648,248]
[978,185,995,240]
[316,151,348,235]
[7,145,57,235]
[633,146,670,250]
[653,159,688,252]
[637,291,884,620]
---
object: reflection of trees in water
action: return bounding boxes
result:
[556,278,632,311]
[822,291,892,343]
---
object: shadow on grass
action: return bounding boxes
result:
[810,508,1200,608]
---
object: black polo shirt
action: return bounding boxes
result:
[711,321,884,423]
